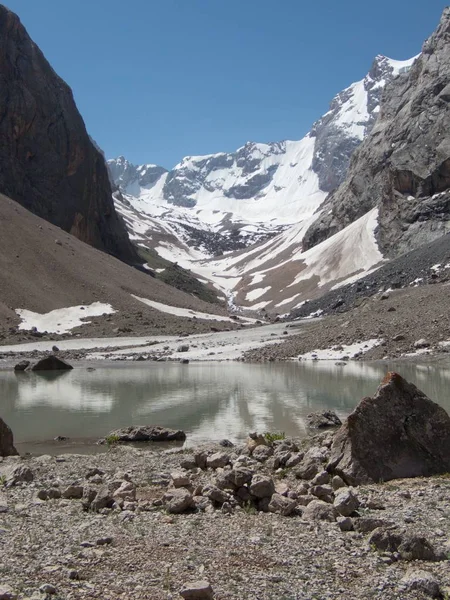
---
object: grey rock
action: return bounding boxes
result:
[284,453,304,468]
[311,470,330,486]
[194,452,208,470]
[295,457,322,480]
[1,464,33,486]
[101,425,186,443]
[353,517,393,534]
[368,528,445,561]
[252,445,273,462]
[0,417,18,457]
[179,580,214,599]
[39,584,56,595]
[177,344,190,353]
[333,489,360,516]
[249,474,275,499]
[0,585,16,600]
[192,496,212,512]
[113,481,136,501]
[225,467,253,489]
[328,373,450,484]
[400,569,442,598]
[331,475,347,491]
[306,410,342,429]
[165,488,193,514]
[310,485,334,503]
[13,360,30,372]
[337,516,354,532]
[171,471,191,488]
[219,439,234,447]
[202,484,229,505]
[180,457,197,470]
[268,493,297,516]
[206,452,230,469]
[303,499,337,522]
[91,486,115,512]
[414,338,431,349]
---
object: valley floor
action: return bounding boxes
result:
[0,443,449,600]
[1,282,449,366]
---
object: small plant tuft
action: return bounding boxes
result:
[0,475,6,487]
[242,501,257,515]
[105,434,121,446]
[264,431,286,444]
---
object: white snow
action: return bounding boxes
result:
[245,286,271,302]
[288,208,384,289]
[16,303,116,335]
[298,339,382,361]
[131,295,259,324]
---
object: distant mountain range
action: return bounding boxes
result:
[108,54,420,312]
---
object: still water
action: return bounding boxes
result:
[1,359,449,454]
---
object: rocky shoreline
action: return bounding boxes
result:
[1,374,450,600]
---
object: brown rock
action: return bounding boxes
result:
[328,373,450,485]
[0,417,18,457]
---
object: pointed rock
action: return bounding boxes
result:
[328,372,450,484]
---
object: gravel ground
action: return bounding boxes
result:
[0,440,449,600]
[244,282,450,362]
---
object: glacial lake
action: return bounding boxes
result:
[1,359,450,454]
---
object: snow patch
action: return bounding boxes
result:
[298,339,382,361]
[245,286,271,302]
[16,303,115,335]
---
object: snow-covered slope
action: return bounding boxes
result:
[109,54,418,313]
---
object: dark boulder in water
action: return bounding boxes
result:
[31,356,73,371]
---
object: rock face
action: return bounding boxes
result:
[0,417,18,457]
[304,9,450,257]
[0,6,136,263]
[328,372,450,485]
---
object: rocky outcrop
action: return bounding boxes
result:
[100,426,186,443]
[328,372,450,485]
[0,6,136,263]
[304,9,450,257]
[0,417,18,457]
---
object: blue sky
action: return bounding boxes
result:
[4,0,447,168]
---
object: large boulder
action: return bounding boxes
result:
[31,356,73,371]
[0,417,18,457]
[328,373,450,485]
[102,426,186,443]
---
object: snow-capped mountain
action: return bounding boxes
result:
[108,54,418,312]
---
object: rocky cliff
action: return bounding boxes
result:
[303,9,450,257]
[0,5,136,262]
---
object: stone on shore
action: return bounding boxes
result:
[101,425,186,443]
[179,580,213,599]
[307,410,342,429]
[328,372,450,485]
[13,360,29,372]
[0,417,18,457]
[31,356,73,371]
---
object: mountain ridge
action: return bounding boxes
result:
[0,4,136,263]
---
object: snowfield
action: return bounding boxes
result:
[16,303,116,335]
